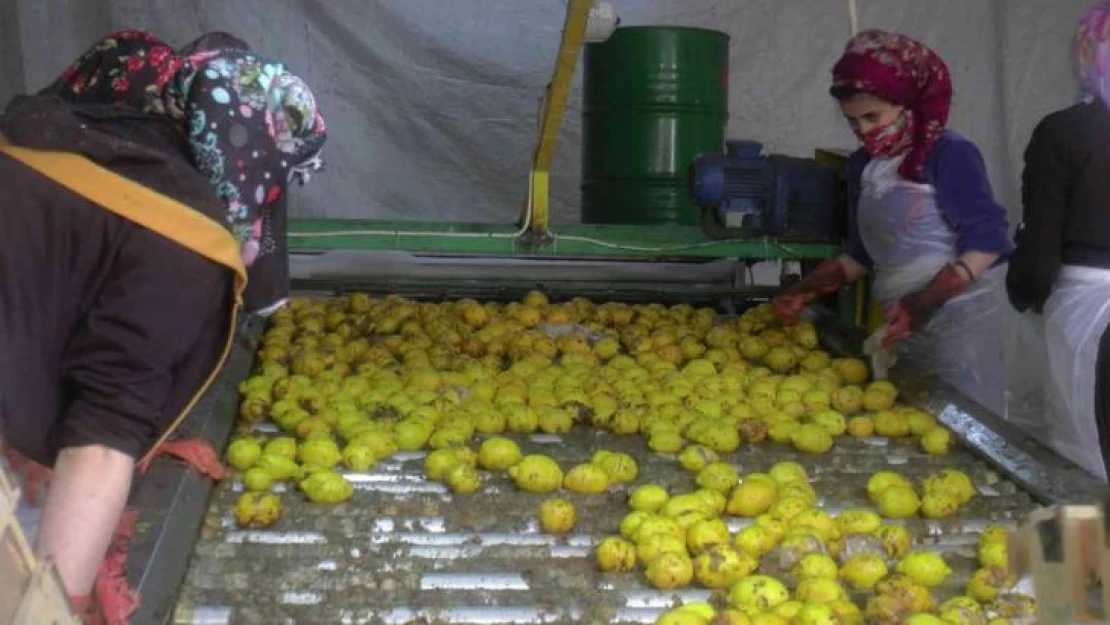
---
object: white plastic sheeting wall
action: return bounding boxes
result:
[0,0,1093,225]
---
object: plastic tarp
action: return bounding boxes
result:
[0,0,1094,226]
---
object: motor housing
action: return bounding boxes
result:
[690,140,840,241]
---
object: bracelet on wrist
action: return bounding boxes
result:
[953,260,975,281]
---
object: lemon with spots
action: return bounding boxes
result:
[477,437,522,470]
[840,553,889,591]
[727,478,778,517]
[509,454,563,493]
[563,463,611,494]
[629,484,670,513]
[876,485,921,519]
[696,462,740,493]
[693,545,758,589]
[595,536,636,572]
[897,551,953,587]
[539,498,577,534]
[728,575,790,613]
[645,551,695,590]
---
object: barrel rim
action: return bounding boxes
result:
[599,25,731,40]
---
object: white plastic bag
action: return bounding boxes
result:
[1003,309,1050,440]
[862,325,897,380]
[854,155,1007,414]
[895,266,1008,416]
[1041,266,1110,482]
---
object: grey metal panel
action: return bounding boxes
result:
[288,252,762,309]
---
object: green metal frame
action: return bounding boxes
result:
[283,0,858,318]
[282,2,841,265]
[288,219,840,260]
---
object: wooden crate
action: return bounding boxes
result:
[1009,504,1110,624]
[0,458,79,625]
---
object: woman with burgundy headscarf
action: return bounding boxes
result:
[1006,1,1110,482]
[772,30,1011,415]
[0,29,326,617]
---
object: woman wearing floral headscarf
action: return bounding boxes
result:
[772,30,1012,414]
[1007,1,1110,482]
[0,29,326,615]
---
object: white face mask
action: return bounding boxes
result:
[288,150,324,186]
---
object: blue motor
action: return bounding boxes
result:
[690,140,841,241]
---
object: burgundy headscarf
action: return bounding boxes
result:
[831,30,953,182]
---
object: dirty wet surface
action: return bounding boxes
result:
[175,420,1038,624]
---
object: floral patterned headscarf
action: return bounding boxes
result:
[1076,1,1110,106]
[831,30,952,183]
[42,30,327,269]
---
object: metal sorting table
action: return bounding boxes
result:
[121,302,1110,625]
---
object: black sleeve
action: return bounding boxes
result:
[55,226,229,458]
[1006,117,1071,312]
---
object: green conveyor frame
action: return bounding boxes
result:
[287,219,840,260]
[283,0,858,318]
[283,0,842,265]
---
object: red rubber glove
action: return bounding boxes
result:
[93,509,141,625]
[883,264,970,347]
[772,258,849,324]
[137,438,228,480]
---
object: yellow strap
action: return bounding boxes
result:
[0,135,247,303]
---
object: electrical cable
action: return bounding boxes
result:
[287,6,808,260]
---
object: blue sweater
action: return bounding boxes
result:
[842,131,1013,268]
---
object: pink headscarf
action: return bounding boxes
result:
[1076,1,1110,105]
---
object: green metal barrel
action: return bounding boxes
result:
[581,26,729,226]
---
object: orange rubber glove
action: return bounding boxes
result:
[771,259,849,324]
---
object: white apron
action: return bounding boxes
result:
[1003,309,1051,441]
[857,156,1007,416]
[1038,266,1110,482]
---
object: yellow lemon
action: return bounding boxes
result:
[629,484,670,513]
[538,498,577,534]
[595,536,636,572]
[477,437,522,470]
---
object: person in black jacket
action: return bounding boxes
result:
[1006,1,1110,481]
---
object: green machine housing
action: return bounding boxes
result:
[581,26,730,226]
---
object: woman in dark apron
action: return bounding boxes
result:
[0,30,326,618]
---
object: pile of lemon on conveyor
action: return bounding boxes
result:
[224,292,1034,624]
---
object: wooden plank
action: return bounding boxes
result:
[1011,505,1107,624]
[0,459,79,625]
[12,561,79,625]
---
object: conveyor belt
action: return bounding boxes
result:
[171,427,1036,624]
[119,297,1110,625]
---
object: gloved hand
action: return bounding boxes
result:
[772,258,849,324]
[883,263,970,347]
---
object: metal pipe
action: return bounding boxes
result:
[524,0,594,234]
